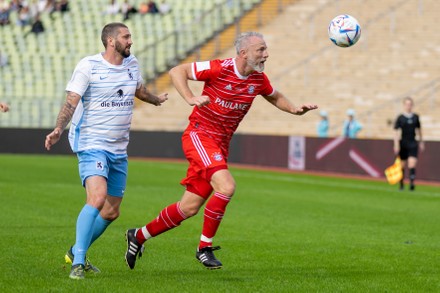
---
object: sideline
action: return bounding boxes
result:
[132,157,440,188]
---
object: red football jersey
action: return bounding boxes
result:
[189,58,275,151]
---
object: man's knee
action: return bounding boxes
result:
[101,209,119,221]
[215,181,236,197]
[99,195,123,221]
[407,157,417,168]
[179,191,206,217]
[87,195,106,210]
[180,204,200,217]
[85,176,108,209]
[210,170,236,197]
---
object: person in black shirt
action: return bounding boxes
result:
[393,97,424,190]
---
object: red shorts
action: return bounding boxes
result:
[180,128,228,199]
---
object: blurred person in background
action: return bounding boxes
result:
[55,0,69,13]
[342,108,362,138]
[393,97,424,191]
[158,0,171,14]
[147,0,159,13]
[0,50,8,67]
[138,1,148,14]
[16,4,31,27]
[0,0,11,26]
[317,110,329,137]
[104,0,119,15]
[121,0,137,20]
[26,12,44,36]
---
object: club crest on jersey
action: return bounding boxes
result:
[248,85,255,94]
[96,161,104,170]
[212,152,223,162]
[128,69,133,80]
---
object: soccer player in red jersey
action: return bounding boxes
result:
[125,32,318,270]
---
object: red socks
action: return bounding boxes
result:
[136,202,187,244]
[134,193,232,249]
[199,192,231,249]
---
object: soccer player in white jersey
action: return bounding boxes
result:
[124,32,317,270]
[45,22,168,280]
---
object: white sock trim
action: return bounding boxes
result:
[200,234,213,243]
[141,226,152,240]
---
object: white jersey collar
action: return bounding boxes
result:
[233,58,248,80]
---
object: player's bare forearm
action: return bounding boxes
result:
[393,130,401,154]
[45,92,79,151]
[416,128,425,151]
[393,130,400,145]
[416,128,423,143]
[135,85,168,106]
[169,63,198,105]
[264,92,318,115]
[55,92,79,131]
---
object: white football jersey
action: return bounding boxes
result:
[66,53,143,154]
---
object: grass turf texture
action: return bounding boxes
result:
[0,154,439,292]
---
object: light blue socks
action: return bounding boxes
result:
[72,204,99,266]
[88,213,112,247]
[72,211,113,265]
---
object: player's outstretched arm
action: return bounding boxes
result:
[45,91,80,151]
[169,63,209,107]
[135,84,168,106]
[263,91,318,115]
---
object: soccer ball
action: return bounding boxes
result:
[328,14,361,47]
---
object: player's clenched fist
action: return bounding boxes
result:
[189,95,210,107]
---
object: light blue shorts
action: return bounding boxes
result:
[77,149,128,197]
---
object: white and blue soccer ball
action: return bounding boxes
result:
[328,14,361,47]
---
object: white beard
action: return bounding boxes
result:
[247,59,264,73]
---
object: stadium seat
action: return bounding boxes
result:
[1,0,439,140]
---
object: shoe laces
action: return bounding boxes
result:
[200,246,221,257]
[201,246,221,252]
[72,264,85,272]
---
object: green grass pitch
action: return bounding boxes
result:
[1,154,439,292]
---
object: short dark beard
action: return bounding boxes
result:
[115,40,130,58]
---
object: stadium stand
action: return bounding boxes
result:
[0,0,439,141]
[132,0,440,140]
[0,0,264,127]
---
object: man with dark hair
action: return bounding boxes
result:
[45,22,168,279]
[393,97,424,191]
[125,31,317,270]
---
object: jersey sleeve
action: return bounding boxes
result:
[393,115,402,130]
[66,58,91,97]
[415,114,421,129]
[132,56,144,89]
[192,59,222,82]
[136,72,144,89]
[259,73,275,96]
